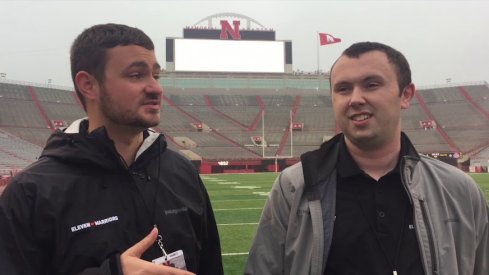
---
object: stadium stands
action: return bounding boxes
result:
[0,129,42,171]
[1,78,489,174]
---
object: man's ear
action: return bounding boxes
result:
[401,83,415,110]
[75,71,99,102]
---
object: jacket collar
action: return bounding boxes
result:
[300,133,342,200]
[64,118,162,162]
[41,118,166,170]
[300,132,420,200]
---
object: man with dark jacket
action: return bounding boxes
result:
[0,23,223,275]
[245,42,489,274]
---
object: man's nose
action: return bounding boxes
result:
[349,87,365,107]
[146,78,163,96]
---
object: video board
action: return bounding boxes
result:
[166,18,292,73]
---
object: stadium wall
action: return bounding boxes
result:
[198,158,300,174]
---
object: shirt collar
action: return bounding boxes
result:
[337,137,363,178]
[337,135,410,179]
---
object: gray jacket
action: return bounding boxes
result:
[245,134,489,275]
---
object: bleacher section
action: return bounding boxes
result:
[0,99,47,127]
[464,85,489,103]
[2,79,489,171]
[0,82,83,148]
[0,129,42,171]
[0,82,31,99]
[416,86,489,153]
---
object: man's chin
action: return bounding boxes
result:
[346,132,377,146]
[145,120,160,129]
[129,118,160,130]
[141,114,160,127]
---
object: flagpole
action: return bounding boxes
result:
[316,31,319,73]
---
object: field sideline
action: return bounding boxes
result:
[203,172,489,275]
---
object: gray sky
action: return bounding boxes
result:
[0,0,488,88]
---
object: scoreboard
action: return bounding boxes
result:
[165,15,292,74]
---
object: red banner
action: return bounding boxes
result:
[319,33,341,45]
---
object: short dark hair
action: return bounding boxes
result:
[330,42,412,94]
[70,23,155,110]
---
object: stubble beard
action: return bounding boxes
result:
[100,87,160,129]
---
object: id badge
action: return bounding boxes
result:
[153,231,187,270]
[152,250,187,270]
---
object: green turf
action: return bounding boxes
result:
[218,224,259,253]
[223,255,249,275]
[203,173,276,275]
[469,173,489,200]
[204,172,489,275]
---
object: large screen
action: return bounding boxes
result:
[173,39,285,73]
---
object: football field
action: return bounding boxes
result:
[202,173,277,275]
[203,172,489,275]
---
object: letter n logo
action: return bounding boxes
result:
[220,20,241,40]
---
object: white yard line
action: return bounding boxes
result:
[214,207,262,211]
[217,222,259,226]
[233,186,260,189]
[212,198,266,202]
[222,252,249,256]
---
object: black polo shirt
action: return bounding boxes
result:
[324,137,424,275]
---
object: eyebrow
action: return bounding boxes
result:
[333,75,382,85]
[362,75,383,82]
[125,61,161,72]
[333,81,351,88]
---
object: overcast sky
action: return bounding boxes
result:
[0,0,488,88]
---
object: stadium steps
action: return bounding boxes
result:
[414,91,460,152]
[162,95,202,123]
[28,86,54,131]
[0,129,42,169]
[247,96,266,131]
[458,86,489,121]
[276,96,301,156]
[209,130,262,158]
[204,95,250,130]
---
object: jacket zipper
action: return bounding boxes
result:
[400,158,437,275]
[400,158,414,205]
[420,201,438,274]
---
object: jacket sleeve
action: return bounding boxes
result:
[0,221,18,275]
[76,254,123,275]
[472,185,489,275]
[197,176,224,275]
[0,178,49,275]
[0,178,124,275]
[244,173,291,275]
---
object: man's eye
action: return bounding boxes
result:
[335,86,350,93]
[366,82,379,89]
[153,74,160,80]
[129,73,142,79]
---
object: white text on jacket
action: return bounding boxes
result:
[71,216,119,232]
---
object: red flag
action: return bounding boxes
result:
[319,33,341,45]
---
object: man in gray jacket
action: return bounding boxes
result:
[245,42,489,275]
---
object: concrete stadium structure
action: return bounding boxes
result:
[1,12,489,176]
[1,78,489,176]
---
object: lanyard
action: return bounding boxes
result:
[131,169,161,226]
[131,140,164,228]
[156,231,169,257]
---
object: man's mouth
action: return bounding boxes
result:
[350,114,371,121]
[142,100,161,106]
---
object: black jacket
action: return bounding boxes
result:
[0,119,223,275]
